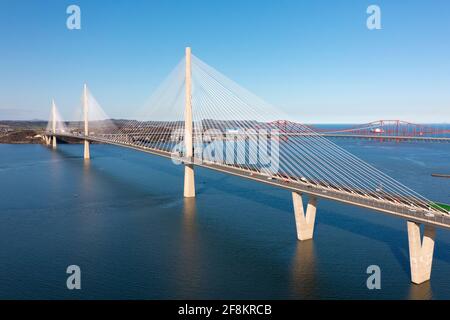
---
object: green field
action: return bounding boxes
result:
[431,202,450,212]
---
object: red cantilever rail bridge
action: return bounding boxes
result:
[270,120,450,142]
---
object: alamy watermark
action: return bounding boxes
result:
[66,5,81,30]
[367,5,382,30]
[66,265,81,290]
[170,126,281,175]
[366,265,381,290]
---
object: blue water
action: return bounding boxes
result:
[0,140,449,299]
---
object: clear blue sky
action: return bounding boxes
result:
[0,0,449,123]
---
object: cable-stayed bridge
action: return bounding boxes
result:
[44,48,449,285]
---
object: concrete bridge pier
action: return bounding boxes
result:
[184,164,195,197]
[183,47,195,198]
[43,135,51,146]
[407,221,436,284]
[84,140,90,160]
[292,192,317,241]
[83,84,90,160]
[51,100,57,149]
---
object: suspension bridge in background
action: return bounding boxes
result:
[44,48,450,285]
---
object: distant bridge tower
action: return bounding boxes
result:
[83,83,90,160]
[184,47,195,197]
[51,99,57,149]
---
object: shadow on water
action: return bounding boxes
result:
[322,210,450,270]
[322,210,410,275]
[174,198,203,297]
[409,281,433,300]
[290,240,317,299]
[200,172,288,211]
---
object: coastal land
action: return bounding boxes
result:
[0,121,47,144]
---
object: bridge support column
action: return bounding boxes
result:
[83,83,90,160]
[184,164,195,198]
[183,47,195,198]
[51,99,57,149]
[84,140,90,160]
[292,192,317,241]
[407,221,435,284]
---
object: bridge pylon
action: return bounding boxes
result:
[292,192,317,241]
[83,83,90,160]
[51,99,57,149]
[184,47,195,198]
[407,221,436,284]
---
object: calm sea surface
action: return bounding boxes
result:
[0,140,449,299]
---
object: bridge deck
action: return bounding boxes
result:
[49,133,450,230]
